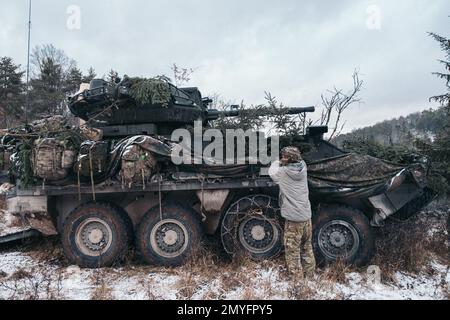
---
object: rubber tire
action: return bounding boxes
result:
[312,204,375,266]
[136,203,202,267]
[61,202,131,268]
[221,195,283,261]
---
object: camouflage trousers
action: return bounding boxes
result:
[284,219,316,280]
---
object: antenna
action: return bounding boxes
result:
[25,0,32,124]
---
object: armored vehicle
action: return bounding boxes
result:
[0,78,434,268]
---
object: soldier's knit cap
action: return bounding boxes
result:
[281,146,302,163]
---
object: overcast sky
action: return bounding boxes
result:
[0,0,448,132]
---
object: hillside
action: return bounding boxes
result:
[333,108,447,148]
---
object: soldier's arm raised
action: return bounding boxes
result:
[268,160,284,184]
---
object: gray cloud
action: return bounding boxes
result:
[0,0,448,132]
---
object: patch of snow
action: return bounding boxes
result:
[0,210,33,237]
[0,249,448,300]
[0,252,36,276]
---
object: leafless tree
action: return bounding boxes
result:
[171,63,195,86]
[320,70,363,141]
[30,44,75,78]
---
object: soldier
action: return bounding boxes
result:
[268,146,316,280]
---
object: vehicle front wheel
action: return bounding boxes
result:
[312,204,375,266]
[136,204,202,267]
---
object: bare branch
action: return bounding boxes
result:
[322,69,364,141]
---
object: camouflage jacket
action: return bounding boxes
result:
[268,160,312,222]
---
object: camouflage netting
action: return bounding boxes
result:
[306,153,406,198]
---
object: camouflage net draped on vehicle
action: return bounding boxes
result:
[306,153,407,198]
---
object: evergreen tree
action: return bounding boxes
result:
[29,57,67,117]
[82,67,97,83]
[28,44,86,119]
[107,69,119,83]
[429,32,450,108]
[65,66,83,94]
[428,31,450,187]
[0,57,25,128]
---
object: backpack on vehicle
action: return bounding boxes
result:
[32,138,77,181]
[74,140,110,179]
[120,144,157,188]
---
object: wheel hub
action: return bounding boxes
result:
[238,217,279,254]
[88,228,104,245]
[75,218,113,256]
[329,231,345,247]
[163,230,179,246]
[250,225,266,241]
[151,219,189,258]
[318,220,360,260]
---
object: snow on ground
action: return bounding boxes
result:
[0,207,448,300]
[0,249,447,300]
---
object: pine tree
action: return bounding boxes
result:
[65,66,83,94]
[0,57,25,128]
[82,67,97,83]
[107,69,119,83]
[429,32,450,108]
[29,56,67,118]
[426,31,450,194]
[28,44,77,119]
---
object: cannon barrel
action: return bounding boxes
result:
[206,106,315,121]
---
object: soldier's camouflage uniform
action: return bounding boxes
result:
[284,220,316,280]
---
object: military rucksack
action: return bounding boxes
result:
[32,138,76,181]
[74,140,110,179]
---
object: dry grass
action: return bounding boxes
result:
[317,259,357,285]
[372,207,449,283]
[9,268,33,281]
[289,281,317,300]
[90,270,114,300]
[175,271,199,299]
[0,267,64,300]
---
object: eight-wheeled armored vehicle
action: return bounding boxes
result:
[0,78,434,268]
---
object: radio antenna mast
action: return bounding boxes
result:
[25,0,32,124]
